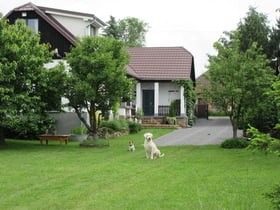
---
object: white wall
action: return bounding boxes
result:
[51,14,99,37]
[158,83,180,105]
[140,82,180,106]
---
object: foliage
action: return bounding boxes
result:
[127,120,142,133]
[173,80,196,125]
[247,125,280,155]
[65,36,135,139]
[4,114,55,139]
[38,63,67,111]
[166,117,176,125]
[70,126,88,135]
[101,120,129,133]
[221,138,249,149]
[265,184,280,210]
[208,110,227,116]
[112,102,120,119]
[103,16,149,47]
[268,77,280,121]
[204,35,274,138]
[0,18,65,143]
[100,120,141,134]
[237,6,271,56]
[271,124,280,139]
[269,18,280,74]
[135,108,144,119]
[168,100,179,117]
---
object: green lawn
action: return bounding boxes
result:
[0,128,279,210]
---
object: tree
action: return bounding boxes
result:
[204,35,274,138]
[269,18,280,74]
[237,6,271,57]
[65,36,135,139]
[0,18,66,143]
[103,16,149,47]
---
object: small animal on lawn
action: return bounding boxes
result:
[128,140,135,152]
[143,132,164,159]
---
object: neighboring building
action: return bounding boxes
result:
[4,2,105,57]
[4,3,196,129]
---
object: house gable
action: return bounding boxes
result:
[126,47,195,82]
[4,2,105,57]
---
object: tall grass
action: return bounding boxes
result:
[0,128,279,210]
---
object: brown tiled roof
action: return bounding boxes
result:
[126,47,195,81]
[196,71,210,93]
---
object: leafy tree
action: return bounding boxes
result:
[0,17,66,143]
[237,7,271,57]
[204,35,274,138]
[65,36,135,139]
[269,18,280,75]
[37,63,67,111]
[103,16,149,47]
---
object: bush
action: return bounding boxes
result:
[127,121,142,133]
[101,120,142,134]
[4,114,55,139]
[246,125,280,154]
[71,127,87,135]
[265,184,280,210]
[101,120,129,133]
[221,138,249,149]
[208,110,227,116]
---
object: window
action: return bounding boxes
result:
[25,19,38,33]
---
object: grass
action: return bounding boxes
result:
[0,128,279,210]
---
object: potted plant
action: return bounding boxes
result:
[69,126,88,142]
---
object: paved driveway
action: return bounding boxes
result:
[155,117,243,146]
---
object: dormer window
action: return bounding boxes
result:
[85,25,97,36]
[90,25,97,36]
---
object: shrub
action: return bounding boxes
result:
[101,120,129,133]
[127,121,142,133]
[4,114,55,139]
[246,125,280,155]
[208,110,227,116]
[221,138,249,149]
[71,127,87,135]
[265,184,280,210]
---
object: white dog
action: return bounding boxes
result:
[143,133,164,159]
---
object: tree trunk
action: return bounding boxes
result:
[0,126,6,145]
[229,116,238,138]
[232,125,238,138]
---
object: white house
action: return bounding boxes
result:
[5,3,196,131]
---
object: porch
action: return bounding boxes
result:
[135,82,186,117]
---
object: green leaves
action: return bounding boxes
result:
[66,36,135,136]
[103,16,149,47]
[0,17,64,141]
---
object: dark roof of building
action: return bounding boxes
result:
[126,47,195,81]
[195,71,210,93]
[4,2,106,46]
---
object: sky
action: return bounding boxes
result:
[1,0,279,77]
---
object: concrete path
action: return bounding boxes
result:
[155,117,243,146]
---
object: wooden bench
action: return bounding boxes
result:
[39,135,70,145]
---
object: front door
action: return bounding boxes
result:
[142,90,154,116]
